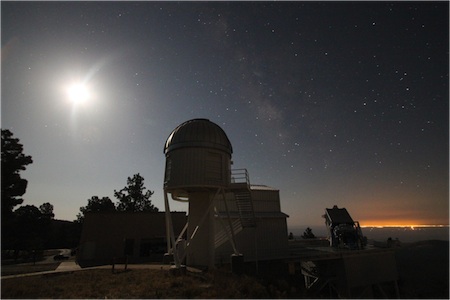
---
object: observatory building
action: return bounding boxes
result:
[163,119,289,269]
[76,211,186,267]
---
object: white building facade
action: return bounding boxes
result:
[214,185,289,264]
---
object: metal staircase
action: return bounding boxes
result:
[213,169,256,255]
[234,188,256,228]
[230,169,256,228]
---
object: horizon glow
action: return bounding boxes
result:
[360,224,449,229]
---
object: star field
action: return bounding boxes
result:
[2,2,448,227]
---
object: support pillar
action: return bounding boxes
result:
[186,191,216,269]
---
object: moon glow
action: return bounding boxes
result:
[66,82,90,105]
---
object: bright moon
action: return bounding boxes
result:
[66,83,90,105]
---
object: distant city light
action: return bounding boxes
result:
[360,224,449,228]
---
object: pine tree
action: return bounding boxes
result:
[76,196,116,223]
[114,173,158,212]
[1,129,33,218]
[302,227,316,239]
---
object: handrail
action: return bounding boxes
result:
[231,168,250,186]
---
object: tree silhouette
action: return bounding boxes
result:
[39,202,55,220]
[13,205,47,253]
[302,227,316,239]
[76,196,116,223]
[15,204,42,220]
[114,173,158,212]
[1,129,33,218]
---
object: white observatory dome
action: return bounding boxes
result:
[164,119,233,155]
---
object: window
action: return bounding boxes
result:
[165,158,172,183]
[140,238,166,257]
[206,152,222,183]
[140,239,152,257]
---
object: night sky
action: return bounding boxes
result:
[2,1,448,228]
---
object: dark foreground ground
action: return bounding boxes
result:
[395,240,449,299]
[1,239,449,299]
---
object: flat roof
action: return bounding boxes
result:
[250,184,278,191]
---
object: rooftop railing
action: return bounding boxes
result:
[231,168,250,186]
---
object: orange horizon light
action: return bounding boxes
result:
[359,224,449,229]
